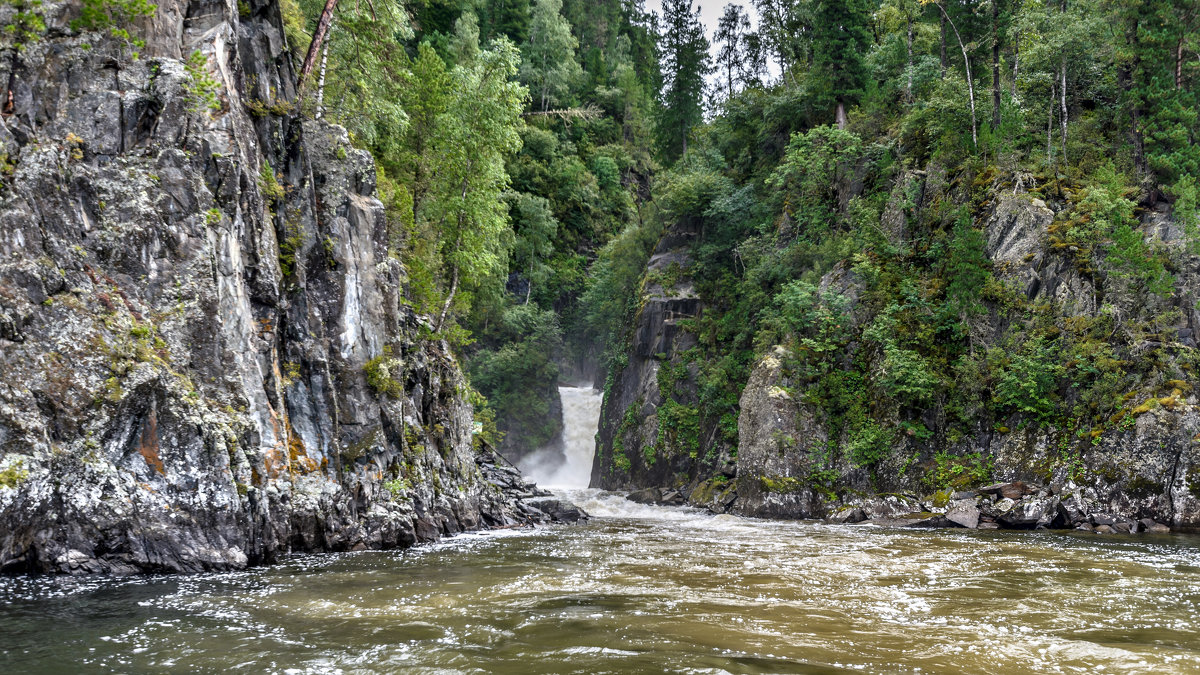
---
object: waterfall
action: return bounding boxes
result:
[518,386,603,489]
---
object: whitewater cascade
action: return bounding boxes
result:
[519,386,604,489]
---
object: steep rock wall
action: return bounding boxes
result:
[0,0,572,575]
[591,216,733,490]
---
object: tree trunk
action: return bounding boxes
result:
[992,0,1001,129]
[1047,81,1055,165]
[1060,58,1068,166]
[298,0,340,90]
[934,4,977,148]
[906,13,914,103]
[435,263,459,333]
[1012,29,1019,97]
[315,37,330,119]
[836,100,847,129]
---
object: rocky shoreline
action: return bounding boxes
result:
[627,480,1175,535]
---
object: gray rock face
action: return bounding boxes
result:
[592,216,729,490]
[0,0,578,575]
[733,347,829,519]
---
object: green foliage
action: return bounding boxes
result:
[520,0,583,112]
[467,386,504,450]
[943,211,991,319]
[926,451,993,491]
[656,0,710,163]
[810,0,872,118]
[766,126,862,237]
[258,162,285,202]
[182,50,222,115]
[3,0,47,48]
[991,337,1063,425]
[384,477,412,497]
[777,280,852,369]
[0,460,28,488]
[468,305,563,449]
[364,346,405,398]
[71,0,156,57]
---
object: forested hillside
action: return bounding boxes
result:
[581,0,1200,527]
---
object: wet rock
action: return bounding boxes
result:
[0,3,580,575]
[901,514,955,529]
[522,498,589,524]
[860,495,923,520]
[1060,490,1092,525]
[730,347,835,519]
[1095,525,1116,534]
[979,482,1036,501]
[1140,519,1170,534]
[660,489,686,506]
[626,487,663,505]
[829,507,867,524]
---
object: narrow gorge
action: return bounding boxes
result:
[3,0,1200,671]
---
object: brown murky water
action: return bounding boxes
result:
[2,490,1199,674]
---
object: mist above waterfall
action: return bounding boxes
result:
[519,386,604,489]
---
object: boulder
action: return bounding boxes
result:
[860,495,923,520]
[626,487,663,505]
[998,496,1067,529]
[979,482,1036,501]
[945,500,981,529]
[829,507,867,524]
[1140,519,1171,534]
[522,498,589,524]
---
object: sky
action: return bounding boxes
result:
[645,0,761,43]
[643,0,777,95]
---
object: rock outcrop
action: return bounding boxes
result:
[595,167,1200,532]
[591,215,730,489]
[0,0,579,575]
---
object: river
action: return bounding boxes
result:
[2,387,1200,674]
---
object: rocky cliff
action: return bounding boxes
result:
[598,165,1200,532]
[591,216,733,490]
[0,0,578,575]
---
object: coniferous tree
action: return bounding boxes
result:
[715,4,751,100]
[656,0,710,162]
[480,0,532,44]
[812,0,873,128]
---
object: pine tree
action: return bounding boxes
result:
[811,0,872,128]
[656,0,710,162]
[520,0,584,112]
